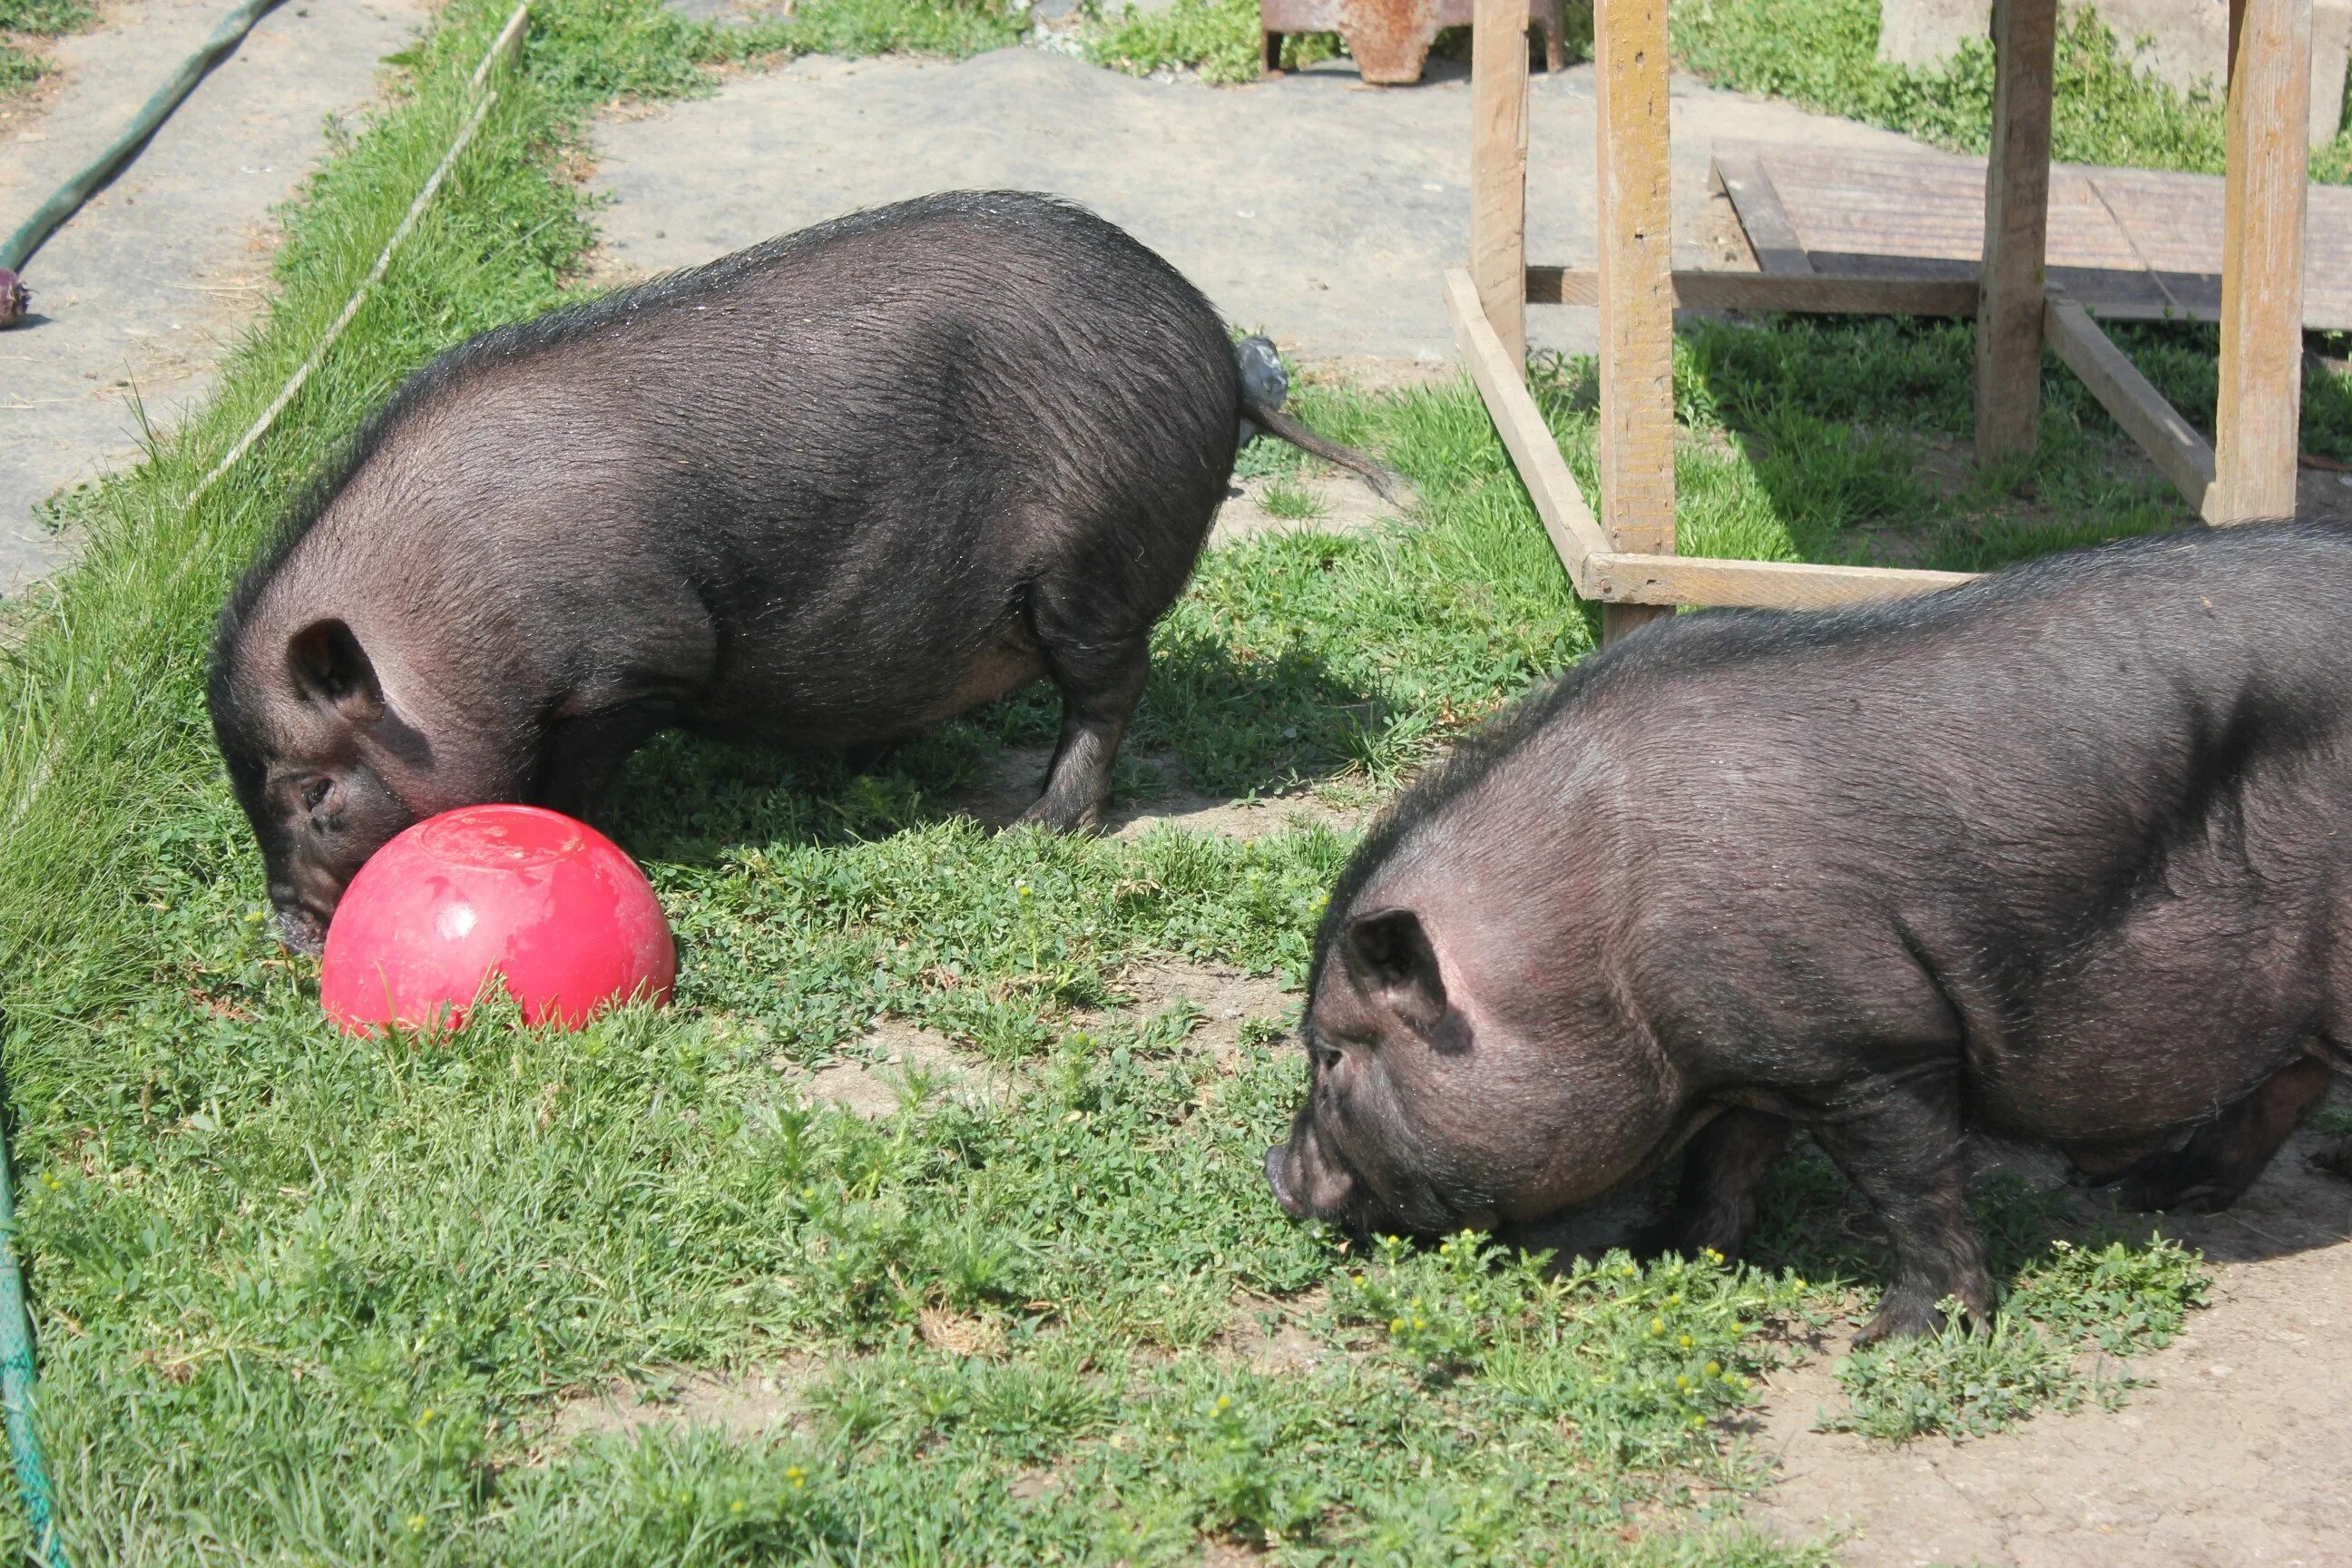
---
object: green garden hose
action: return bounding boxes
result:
[0,1116,61,1568]
[0,0,289,273]
[0,0,295,1552]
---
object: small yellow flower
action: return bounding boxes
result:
[1678,1335,1692,1348]
[1704,1360,1721,1377]
[1649,1318,1664,1335]
[1390,1317,1406,1333]
[731,1500,747,1514]
[1214,1395,1230,1411]
[1674,1374,1691,1390]
[407,1515,426,1533]
[785,1465,807,1490]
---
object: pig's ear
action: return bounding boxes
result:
[1345,907,1464,1050]
[286,619,385,725]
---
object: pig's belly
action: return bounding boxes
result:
[1959,954,2316,1146]
[692,622,1049,748]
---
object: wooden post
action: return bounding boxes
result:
[1974,0,2058,467]
[1592,0,1675,643]
[1470,0,1532,367]
[2212,0,2312,524]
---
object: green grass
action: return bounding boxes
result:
[1672,0,2352,181]
[1085,0,1347,86]
[0,0,91,93]
[0,0,2302,1558]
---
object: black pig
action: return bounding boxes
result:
[210,191,1401,953]
[1266,522,2352,1342]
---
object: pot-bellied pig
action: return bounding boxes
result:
[1266,521,2352,1342]
[210,191,1403,954]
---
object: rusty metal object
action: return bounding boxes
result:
[1260,0,1566,83]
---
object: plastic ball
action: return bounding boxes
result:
[318,805,675,1034]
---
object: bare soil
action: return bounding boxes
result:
[949,745,1366,843]
[1749,1116,2352,1568]
[785,1017,1023,1120]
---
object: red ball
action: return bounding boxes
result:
[318,805,676,1035]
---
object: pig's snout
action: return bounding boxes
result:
[1265,1144,1308,1217]
[270,886,334,956]
[1264,1134,1357,1220]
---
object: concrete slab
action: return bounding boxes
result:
[0,0,430,596]
[586,48,1941,375]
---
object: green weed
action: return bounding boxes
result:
[1257,475,1328,521]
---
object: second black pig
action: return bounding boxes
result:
[1267,521,2352,1342]
[210,191,1402,953]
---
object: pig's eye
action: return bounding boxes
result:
[300,778,333,813]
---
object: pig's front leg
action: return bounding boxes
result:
[534,701,671,822]
[1637,1107,1793,1264]
[1806,1066,1991,1345]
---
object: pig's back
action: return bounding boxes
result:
[280,192,1242,740]
[1561,520,2352,1137]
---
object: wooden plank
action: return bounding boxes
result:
[2044,297,2217,514]
[1975,0,2060,466]
[469,2,531,91]
[1444,268,1611,591]
[1585,553,1977,610]
[1711,141,2352,329]
[1470,0,1533,365]
[1593,0,1676,583]
[1526,266,1979,315]
[1710,149,1813,276]
[2212,0,2312,524]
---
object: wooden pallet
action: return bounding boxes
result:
[1713,139,2352,329]
[1457,0,2315,627]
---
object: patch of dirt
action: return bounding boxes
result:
[952,747,1364,842]
[1289,354,1462,396]
[918,1304,1008,1358]
[786,1018,1023,1119]
[541,1355,823,1456]
[1218,1289,1334,1376]
[1749,1115,2352,1568]
[1111,958,1297,1067]
[1210,471,1402,548]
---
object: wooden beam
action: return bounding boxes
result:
[1445,268,1612,592]
[1526,267,1979,316]
[1593,0,1676,642]
[1709,148,1814,276]
[2043,297,2217,514]
[1470,0,1533,366]
[1975,0,2060,466]
[2212,0,2313,524]
[1586,553,1977,610]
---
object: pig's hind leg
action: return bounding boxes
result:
[2114,1055,2333,1213]
[1016,605,1153,835]
[1807,1068,1993,1344]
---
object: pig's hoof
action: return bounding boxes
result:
[1014,795,1104,834]
[2116,1168,2232,1214]
[1851,1285,1984,1346]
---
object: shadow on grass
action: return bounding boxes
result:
[600,632,1377,867]
[1674,312,2204,576]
